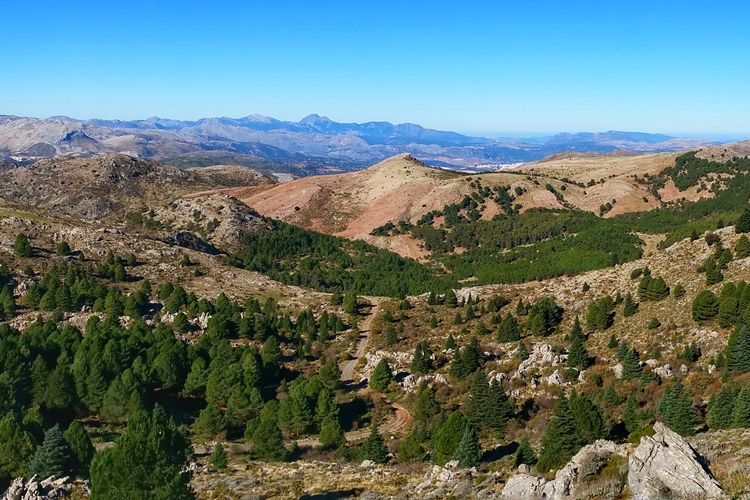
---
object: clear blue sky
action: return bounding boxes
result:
[3,0,749,136]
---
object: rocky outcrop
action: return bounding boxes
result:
[2,476,78,499]
[502,440,628,498]
[628,422,725,499]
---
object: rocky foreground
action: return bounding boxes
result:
[186,423,732,499]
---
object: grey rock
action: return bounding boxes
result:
[628,422,725,499]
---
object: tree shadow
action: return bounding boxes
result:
[483,441,519,463]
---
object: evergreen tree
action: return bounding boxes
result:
[13,233,33,257]
[732,387,750,428]
[736,207,750,233]
[705,258,724,285]
[621,349,643,381]
[514,437,537,466]
[454,425,481,468]
[343,291,358,314]
[56,241,72,256]
[657,379,700,436]
[718,295,740,327]
[567,334,591,369]
[431,411,467,464]
[537,397,581,473]
[250,409,287,461]
[733,326,750,373]
[369,359,393,391]
[411,342,433,374]
[707,384,738,430]
[192,402,226,443]
[318,417,345,450]
[28,424,70,480]
[569,391,606,443]
[64,420,95,476]
[735,235,750,259]
[0,411,35,483]
[330,289,343,305]
[209,443,227,471]
[464,371,514,434]
[586,296,614,330]
[90,406,193,499]
[497,314,520,342]
[361,426,388,463]
[446,334,457,351]
[692,290,719,322]
[622,395,643,434]
[623,292,637,316]
[414,382,440,423]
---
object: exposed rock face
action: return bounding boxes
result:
[501,440,628,498]
[628,422,725,499]
[167,231,220,255]
[2,476,77,499]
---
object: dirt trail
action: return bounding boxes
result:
[340,299,380,383]
[196,298,411,454]
[296,298,412,448]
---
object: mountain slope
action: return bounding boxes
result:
[0,154,274,220]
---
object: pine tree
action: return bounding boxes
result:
[623,292,637,316]
[90,406,192,499]
[64,420,95,476]
[692,290,719,322]
[250,405,287,461]
[514,437,537,466]
[732,387,750,428]
[431,411,467,464]
[567,334,590,369]
[569,391,605,443]
[361,426,388,463]
[537,397,581,473]
[733,326,750,373]
[28,424,70,480]
[736,235,750,259]
[736,207,750,233]
[0,411,35,483]
[705,258,724,285]
[657,379,699,436]
[318,417,345,450]
[192,402,226,443]
[330,289,343,305]
[56,241,72,256]
[369,359,393,391]
[343,291,358,314]
[497,314,520,342]
[622,395,643,434]
[464,371,514,434]
[454,425,481,468]
[411,342,433,374]
[209,443,228,471]
[13,233,33,257]
[719,296,740,327]
[707,383,739,430]
[414,382,440,423]
[621,349,643,381]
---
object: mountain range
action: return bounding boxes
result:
[0,113,716,176]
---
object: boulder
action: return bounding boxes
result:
[501,473,546,497]
[627,422,725,499]
[502,440,627,498]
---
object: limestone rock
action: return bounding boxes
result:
[627,422,725,499]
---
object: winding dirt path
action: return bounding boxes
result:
[296,298,412,448]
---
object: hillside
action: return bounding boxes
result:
[239,151,685,257]
[0,154,274,220]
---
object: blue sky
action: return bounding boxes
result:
[2,0,749,136]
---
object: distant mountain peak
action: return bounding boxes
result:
[299,114,334,125]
